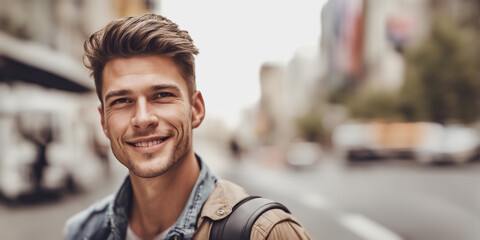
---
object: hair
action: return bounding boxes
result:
[84,13,199,104]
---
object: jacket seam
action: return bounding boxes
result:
[251,209,298,239]
[265,219,302,239]
[219,182,229,211]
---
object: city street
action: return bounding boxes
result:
[221,155,480,240]
[1,1,479,240]
[1,138,479,240]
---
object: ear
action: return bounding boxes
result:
[98,105,108,137]
[191,91,206,129]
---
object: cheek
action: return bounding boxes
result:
[105,112,132,136]
[157,106,192,133]
[159,105,191,122]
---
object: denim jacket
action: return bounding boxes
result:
[65,156,218,240]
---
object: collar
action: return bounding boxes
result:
[195,180,250,228]
[105,155,218,240]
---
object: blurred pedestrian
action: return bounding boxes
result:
[229,137,242,160]
[19,114,52,194]
[65,13,310,240]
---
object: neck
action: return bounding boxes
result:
[128,151,200,239]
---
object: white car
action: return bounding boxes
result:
[285,141,322,169]
[332,123,378,161]
[332,122,447,162]
[415,125,480,164]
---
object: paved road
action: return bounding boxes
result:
[220,152,480,240]
[0,162,128,240]
[1,138,479,240]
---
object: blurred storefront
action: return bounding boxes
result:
[0,0,158,201]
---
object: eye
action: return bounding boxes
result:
[155,92,174,98]
[110,98,131,106]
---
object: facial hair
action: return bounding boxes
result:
[118,122,192,178]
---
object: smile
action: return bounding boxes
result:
[126,137,169,147]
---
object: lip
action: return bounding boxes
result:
[125,136,170,153]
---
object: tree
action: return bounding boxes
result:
[400,15,480,124]
[346,89,403,121]
[296,107,328,144]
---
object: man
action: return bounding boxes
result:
[65,13,311,240]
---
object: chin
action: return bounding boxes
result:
[128,155,177,178]
[131,169,168,178]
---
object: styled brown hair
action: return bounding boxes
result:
[84,13,199,104]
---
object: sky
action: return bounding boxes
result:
[161,0,327,129]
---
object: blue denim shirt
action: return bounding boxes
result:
[65,156,218,240]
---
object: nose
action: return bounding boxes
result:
[131,98,158,129]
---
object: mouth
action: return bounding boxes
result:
[126,136,170,148]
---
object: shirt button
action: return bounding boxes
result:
[217,209,225,216]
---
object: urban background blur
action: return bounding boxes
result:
[0,0,479,240]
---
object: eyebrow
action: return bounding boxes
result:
[151,84,181,92]
[104,84,182,102]
[105,89,130,103]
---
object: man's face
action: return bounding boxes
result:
[99,56,204,178]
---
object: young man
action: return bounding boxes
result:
[65,13,311,240]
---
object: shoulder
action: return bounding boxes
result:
[204,180,250,213]
[64,194,114,240]
[198,179,249,221]
[194,180,249,239]
[251,209,311,240]
[197,180,311,240]
[213,179,250,202]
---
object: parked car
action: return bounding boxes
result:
[332,122,445,162]
[332,123,379,161]
[414,125,480,164]
[285,141,322,169]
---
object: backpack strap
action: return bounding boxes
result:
[209,196,290,240]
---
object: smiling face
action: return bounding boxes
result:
[99,56,205,178]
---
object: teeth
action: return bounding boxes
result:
[134,139,163,147]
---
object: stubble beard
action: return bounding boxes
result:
[115,128,192,179]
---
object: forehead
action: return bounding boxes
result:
[101,56,187,95]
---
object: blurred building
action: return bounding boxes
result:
[319,0,365,95]
[252,0,438,145]
[319,0,478,94]
[253,46,324,146]
[319,0,430,93]
[0,0,159,91]
[255,62,286,145]
[362,0,429,91]
[286,46,321,121]
[243,0,431,146]
[0,0,159,200]
[0,0,159,59]
[251,13,327,146]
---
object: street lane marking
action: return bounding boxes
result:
[233,162,405,240]
[339,213,404,240]
[299,192,404,240]
[300,192,336,211]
